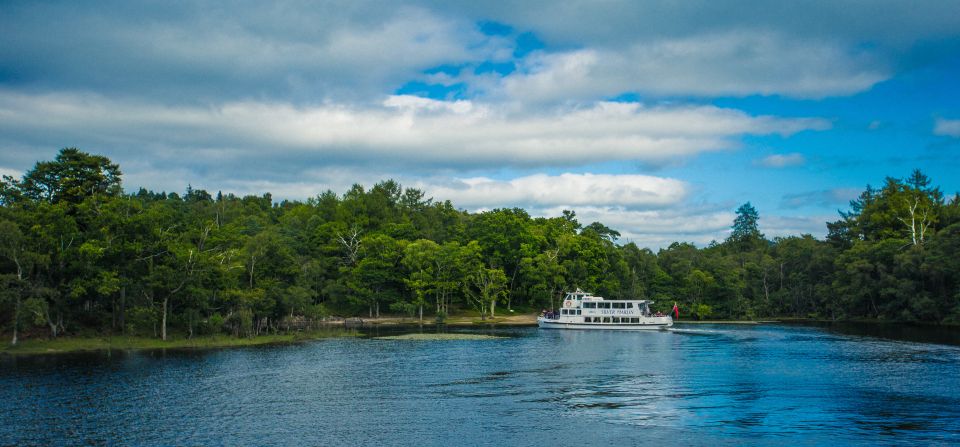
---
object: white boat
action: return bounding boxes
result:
[537,289,673,330]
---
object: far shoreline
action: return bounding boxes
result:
[4,315,954,356]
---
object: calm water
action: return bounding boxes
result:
[2,324,960,446]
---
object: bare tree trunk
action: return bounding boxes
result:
[490,297,496,318]
[763,269,770,308]
[161,296,168,341]
[11,265,22,345]
[375,301,380,318]
[11,295,19,346]
[418,304,423,322]
[48,314,58,338]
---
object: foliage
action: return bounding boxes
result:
[1,149,958,345]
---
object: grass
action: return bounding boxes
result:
[0,329,360,356]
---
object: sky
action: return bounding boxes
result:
[2,0,959,249]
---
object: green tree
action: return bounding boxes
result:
[17,148,122,206]
[0,220,37,345]
[464,265,508,320]
[728,202,763,250]
[402,239,440,321]
[348,233,405,318]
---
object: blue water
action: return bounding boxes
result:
[2,324,959,446]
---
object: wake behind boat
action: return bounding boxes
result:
[537,289,673,330]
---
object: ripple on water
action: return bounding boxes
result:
[2,325,960,446]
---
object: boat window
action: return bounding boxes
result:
[631,318,639,323]
[612,317,620,323]
[600,303,611,309]
[576,309,581,315]
[627,303,633,308]
[602,317,610,323]
[583,302,596,309]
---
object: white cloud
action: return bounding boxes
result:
[0,167,22,179]
[0,91,830,176]
[494,32,887,101]
[416,173,687,210]
[0,4,506,102]
[755,153,806,168]
[6,1,958,105]
[934,118,960,137]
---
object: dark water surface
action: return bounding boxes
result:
[2,323,960,446]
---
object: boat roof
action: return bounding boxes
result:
[565,289,654,304]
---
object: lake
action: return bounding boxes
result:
[2,323,959,446]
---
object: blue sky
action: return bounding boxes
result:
[1,1,959,248]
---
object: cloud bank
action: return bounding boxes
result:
[4,0,955,248]
[0,91,829,175]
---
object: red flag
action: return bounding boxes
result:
[672,302,679,319]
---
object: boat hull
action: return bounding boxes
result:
[537,317,672,330]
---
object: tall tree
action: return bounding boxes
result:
[728,202,763,249]
[18,148,122,206]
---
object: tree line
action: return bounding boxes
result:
[1,149,958,344]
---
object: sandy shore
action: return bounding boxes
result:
[355,313,539,326]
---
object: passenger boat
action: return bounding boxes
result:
[537,289,673,330]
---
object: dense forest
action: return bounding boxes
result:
[2,149,959,344]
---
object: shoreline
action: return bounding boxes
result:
[5,315,951,356]
[0,329,360,356]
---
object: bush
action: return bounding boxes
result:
[389,301,417,318]
[693,303,713,320]
[305,303,330,320]
[126,306,158,336]
[200,313,226,335]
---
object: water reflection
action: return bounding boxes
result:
[2,324,959,445]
